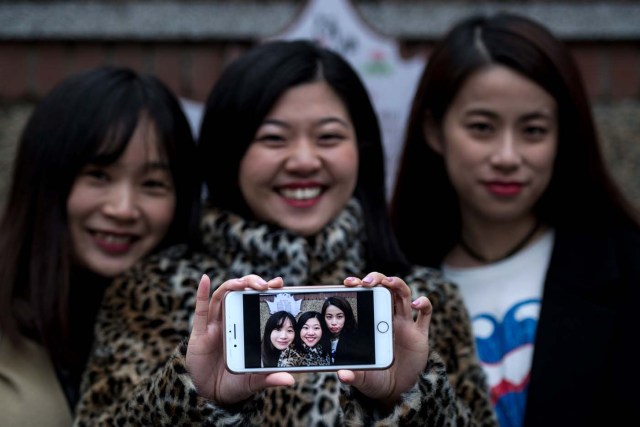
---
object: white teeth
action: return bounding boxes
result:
[280,187,321,200]
[95,232,132,244]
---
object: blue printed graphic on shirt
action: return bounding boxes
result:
[473,298,541,427]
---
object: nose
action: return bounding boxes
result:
[490,130,522,171]
[102,184,141,221]
[284,139,322,173]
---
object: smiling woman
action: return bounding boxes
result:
[239,81,358,236]
[0,66,201,426]
[278,311,331,367]
[74,40,496,427]
[390,13,640,427]
[66,114,177,278]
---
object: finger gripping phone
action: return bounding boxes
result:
[223,285,394,373]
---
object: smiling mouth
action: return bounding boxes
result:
[278,186,323,200]
[486,182,523,196]
[93,231,135,244]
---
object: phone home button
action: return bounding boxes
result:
[377,321,389,333]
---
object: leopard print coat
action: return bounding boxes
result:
[74,199,497,426]
[279,344,331,368]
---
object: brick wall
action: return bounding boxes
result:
[1,39,639,104]
[0,41,252,103]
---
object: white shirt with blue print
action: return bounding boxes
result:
[443,230,554,427]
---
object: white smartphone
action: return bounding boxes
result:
[223,285,394,373]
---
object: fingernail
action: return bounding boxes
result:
[235,278,246,284]
[346,277,357,282]
[411,299,420,307]
[383,277,395,284]
[363,275,373,283]
[257,279,267,285]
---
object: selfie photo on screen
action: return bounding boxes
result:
[245,290,376,369]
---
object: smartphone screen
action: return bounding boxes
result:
[224,286,393,373]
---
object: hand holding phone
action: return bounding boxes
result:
[187,272,432,408]
[186,274,294,406]
[338,273,433,404]
[223,285,394,373]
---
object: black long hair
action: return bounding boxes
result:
[292,311,331,358]
[0,66,201,370]
[198,39,410,275]
[261,310,297,367]
[321,295,358,338]
[391,13,639,267]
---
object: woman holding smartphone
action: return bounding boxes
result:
[74,40,497,426]
[261,311,297,368]
[279,311,331,367]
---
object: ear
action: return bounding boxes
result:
[422,111,444,154]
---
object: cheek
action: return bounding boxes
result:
[145,196,177,235]
[532,148,557,191]
[239,148,279,214]
[66,183,90,223]
[238,153,257,197]
[337,145,359,188]
[527,136,557,170]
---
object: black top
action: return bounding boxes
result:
[56,270,109,409]
[332,331,374,366]
[524,223,640,427]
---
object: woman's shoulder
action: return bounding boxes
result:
[111,244,224,294]
[401,265,463,304]
[100,245,225,328]
[278,347,304,367]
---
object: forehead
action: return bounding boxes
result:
[304,317,321,325]
[450,65,556,117]
[266,81,351,123]
[97,116,166,165]
[275,317,293,328]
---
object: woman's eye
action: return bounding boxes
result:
[83,168,109,182]
[468,122,492,134]
[317,133,344,145]
[143,178,171,189]
[523,126,549,139]
[255,134,286,144]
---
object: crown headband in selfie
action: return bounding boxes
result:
[266,293,302,317]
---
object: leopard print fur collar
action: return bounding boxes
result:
[197,198,367,285]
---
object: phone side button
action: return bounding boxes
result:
[377,321,390,333]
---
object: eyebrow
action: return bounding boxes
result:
[465,108,555,121]
[261,116,352,129]
[142,161,171,172]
